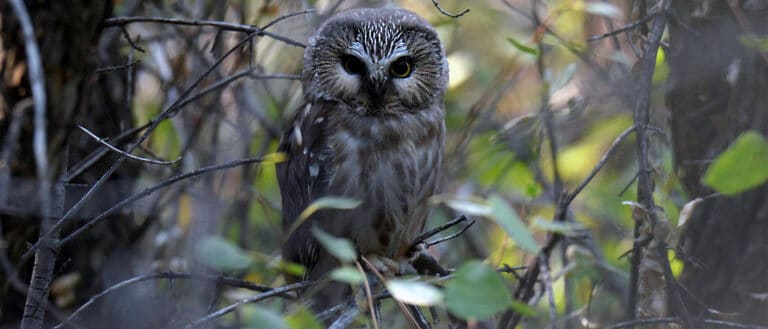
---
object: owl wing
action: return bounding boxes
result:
[276,101,337,281]
[276,102,334,231]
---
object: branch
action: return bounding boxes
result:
[55,272,278,329]
[607,317,768,329]
[20,26,267,264]
[587,13,656,42]
[430,0,470,18]
[182,281,312,329]
[103,15,307,48]
[625,1,693,328]
[78,125,181,165]
[56,156,268,247]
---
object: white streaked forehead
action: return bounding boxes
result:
[347,20,409,62]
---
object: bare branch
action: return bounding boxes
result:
[607,317,768,329]
[587,13,656,42]
[182,281,312,329]
[103,16,307,48]
[94,59,141,73]
[56,156,268,247]
[430,0,470,18]
[55,272,279,329]
[78,125,181,165]
[21,28,268,264]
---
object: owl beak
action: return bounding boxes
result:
[365,70,387,105]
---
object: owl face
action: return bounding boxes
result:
[302,8,448,114]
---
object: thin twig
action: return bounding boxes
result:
[606,317,768,329]
[78,125,181,165]
[356,260,380,329]
[94,60,141,73]
[426,219,475,248]
[119,25,145,52]
[103,16,306,48]
[430,0,470,18]
[55,272,278,329]
[587,13,656,42]
[182,281,312,329]
[21,28,266,263]
[409,215,469,251]
[56,156,267,247]
[565,125,637,205]
[540,255,558,329]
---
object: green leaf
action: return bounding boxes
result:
[298,196,361,222]
[488,195,539,253]
[445,260,512,320]
[195,236,251,271]
[532,217,584,236]
[285,307,323,329]
[436,196,491,216]
[311,227,357,263]
[582,2,622,18]
[507,37,539,56]
[510,300,537,317]
[329,266,365,284]
[739,35,768,52]
[385,279,444,306]
[245,305,287,329]
[703,131,768,195]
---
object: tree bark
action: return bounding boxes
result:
[666,1,768,326]
[1,1,140,326]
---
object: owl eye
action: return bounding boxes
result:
[341,54,365,75]
[389,57,413,78]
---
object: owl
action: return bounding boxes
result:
[276,8,448,310]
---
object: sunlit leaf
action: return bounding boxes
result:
[488,195,539,253]
[245,305,287,329]
[312,227,357,263]
[677,198,703,228]
[445,260,512,320]
[581,2,622,18]
[507,37,539,56]
[386,279,444,306]
[703,131,768,195]
[298,196,361,222]
[195,236,251,271]
[739,35,768,52]
[435,196,491,216]
[285,307,323,329]
[532,217,584,236]
[329,266,365,284]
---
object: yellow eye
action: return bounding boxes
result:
[389,57,412,78]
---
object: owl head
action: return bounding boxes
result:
[302,8,448,114]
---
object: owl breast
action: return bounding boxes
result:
[320,105,444,259]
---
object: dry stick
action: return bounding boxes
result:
[430,0,470,18]
[103,16,306,48]
[540,255,558,329]
[360,256,422,329]
[57,156,266,247]
[356,260,381,329]
[77,125,181,165]
[94,59,141,73]
[607,317,768,329]
[587,13,656,42]
[626,1,693,328]
[55,272,277,329]
[9,1,54,328]
[182,281,312,329]
[19,23,278,263]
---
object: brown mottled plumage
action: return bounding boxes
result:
[277,8,447,311]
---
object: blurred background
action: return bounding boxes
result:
[1,0,766,328]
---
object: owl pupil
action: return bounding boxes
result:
[389,57,413,78]
[341,54,365,75]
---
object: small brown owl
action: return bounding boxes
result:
[276,8,448,310]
